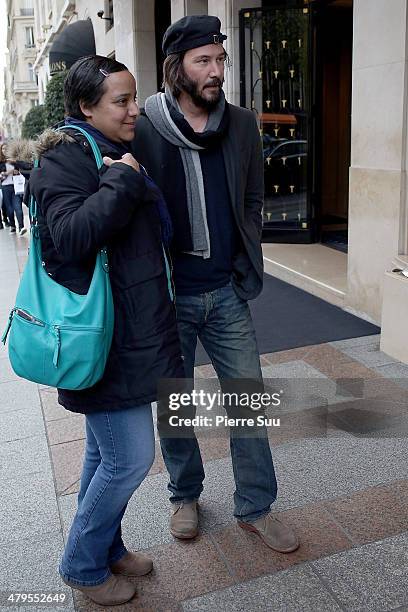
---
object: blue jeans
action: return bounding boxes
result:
[0,187,9,225]
[2,185,23,230]
[159,283,278,523]
[59,404,154,586]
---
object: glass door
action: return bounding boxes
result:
[240,3,315,242]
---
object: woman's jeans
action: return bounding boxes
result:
[59,404,155,587]
[159,283,278,523]
[2,185,24,230]
[0,187,8,225]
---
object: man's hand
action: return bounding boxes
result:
[103,153,140,173]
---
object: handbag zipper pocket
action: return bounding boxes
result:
[2,308,45,344]
[52,325,104,368]
[16,309,45,326]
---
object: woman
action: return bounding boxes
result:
[6,138,33,232]
[29,56,184,606]
[0,143,16,231]
[0,143,8,228]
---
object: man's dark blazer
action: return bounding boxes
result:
[132,103,264,300]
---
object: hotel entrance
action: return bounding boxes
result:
[239,0,353,251]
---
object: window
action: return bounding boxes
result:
[25,26,35,48]
[28,63,36,82]
[20,0,34,16]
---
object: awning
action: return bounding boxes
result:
[49,19,96,75]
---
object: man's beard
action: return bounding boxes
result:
[178,69,223,111]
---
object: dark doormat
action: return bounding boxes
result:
[195,274,380,366]
[321,230,348,254]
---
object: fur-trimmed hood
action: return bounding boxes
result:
[33,129,75,157]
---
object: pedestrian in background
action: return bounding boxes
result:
[0,143,11,230]
[0,143,27,235]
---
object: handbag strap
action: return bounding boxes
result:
[56,125,104,170]
[30,125,110,272]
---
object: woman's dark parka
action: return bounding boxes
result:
[29,128,184,414]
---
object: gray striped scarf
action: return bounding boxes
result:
[144,90,225,258]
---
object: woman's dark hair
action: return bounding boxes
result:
[163,49,231,97]
[64,55,128,120]
[0,144,7,163]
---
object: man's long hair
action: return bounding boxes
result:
[162,52,186,97]
[162,50,230,97]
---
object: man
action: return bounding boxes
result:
[132,15,299,553]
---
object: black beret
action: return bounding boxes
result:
[162,15,227,57]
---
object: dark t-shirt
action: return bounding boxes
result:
[173,145,240,295]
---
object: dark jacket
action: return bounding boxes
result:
[14,160,32,180]
[29,129,184,414]
[132,103,264,301]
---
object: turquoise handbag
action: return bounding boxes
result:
[2,125,114,390]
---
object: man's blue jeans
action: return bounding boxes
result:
[160,283,278,523]
[59,404,154,586]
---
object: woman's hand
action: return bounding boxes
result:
[103,153,140,173]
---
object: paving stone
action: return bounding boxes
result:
[135,535,234,606]
[0,311,15,327]
[149,440,166,475]
[195,364,217,379]
[356,376,408,401]
[262,360,327,379]
[373,362,408,390]
[0,406,44,442]
[71,535,233,612]
[46,414,85,446]
[0,471,61,544]
[263,346,312,365]
[57,457,237,549]
[324,484,408,545]
[262,341,377,382]
[57,493,77,538]
[271,436,408,511]
[39,389,69,422]
[71,592,176,612]
[325,397,408,437]
[312,532,408,611]
[311,360,379,380]
[301,343,380,380]
[340,346,398,368]
[50,438,85,494]
[0,272,19,286]
[389,479,408,505]
[182,564,342,611]
[374,362,408,378]
[60,480,80,497]
[115,472,176,550]
[266,406,348,446]
[330,335,381,350]
[211,503,352,582]
[0,379,41,415]
[0,531,73,611]
[61,433,408,551]
[261,360,352,411]
[0,435,50,481]
[0,357,20,383]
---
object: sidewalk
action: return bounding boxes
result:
[1,227,408,611]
